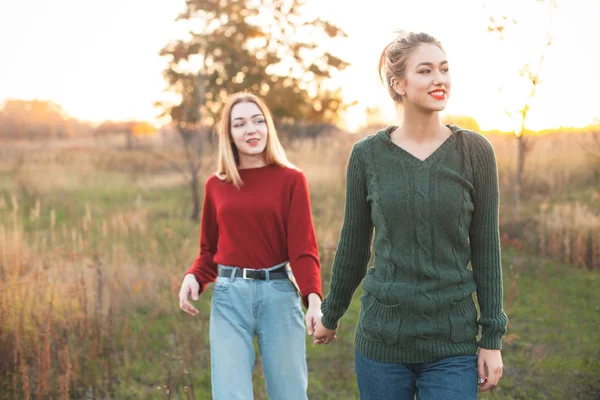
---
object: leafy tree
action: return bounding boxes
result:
[155,0,350,220]
[159,0,350,128]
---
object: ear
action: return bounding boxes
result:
[390,78,406,97]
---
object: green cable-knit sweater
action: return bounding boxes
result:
[320,125,508,363]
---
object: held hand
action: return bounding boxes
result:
[478,348,503,392]
[305,304,322,336]
[313,318,337,345]
[305,293,322,336]
[179,274,200,316]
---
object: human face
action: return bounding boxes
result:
[230,101,268,164]
[393,43,451,112]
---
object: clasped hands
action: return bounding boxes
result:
[304,298,337,345]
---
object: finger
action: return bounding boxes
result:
[477,355,486,383]
[305,315,314,335]
[186,304,199,316]
[313,336,326,345]
[180,300,198,316]
[480,368,497,393]
[478,377,489,392]
[490,365,503,386]
[180,301,192,315]
[479,382,494,393]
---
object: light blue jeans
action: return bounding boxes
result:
[355,349,478,399]
[209,263,307,400]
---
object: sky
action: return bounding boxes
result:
[0,0,597,132]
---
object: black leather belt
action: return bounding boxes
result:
[217,265,290,280]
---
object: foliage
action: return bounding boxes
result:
[158,0,350,128]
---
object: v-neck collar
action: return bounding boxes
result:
[377,124,460,167]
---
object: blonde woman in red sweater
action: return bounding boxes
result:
[178,92,322,400]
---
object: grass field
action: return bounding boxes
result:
[0,130,598,399]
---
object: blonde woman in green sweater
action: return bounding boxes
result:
[313,31,508,399]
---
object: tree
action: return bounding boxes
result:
[485,0,557,220]
[159,0,350,128]
[156,0,350,220]
[151,74,207,220]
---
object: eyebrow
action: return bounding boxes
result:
[232,114,263,121]
[415,60,449,68]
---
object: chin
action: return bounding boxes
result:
[429,101,448,112]
[246,146,267,155]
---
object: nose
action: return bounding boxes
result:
[245,123,257,134]
[433,71,446,86]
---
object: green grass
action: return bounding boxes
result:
[1,160,598,399]
[88,246,599,400]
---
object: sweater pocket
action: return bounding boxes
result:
[448,296,479,343]
[358,293,403,346]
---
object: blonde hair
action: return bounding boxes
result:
[216,92,296,188]
[378,30,445,103]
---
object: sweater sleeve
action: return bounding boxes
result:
[287,171,322,308]
[321,142,374,330]
[185,178,219,295]
[469,134,508,350]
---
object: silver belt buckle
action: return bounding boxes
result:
[241,268,254,280]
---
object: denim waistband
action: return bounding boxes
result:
[217,261,290,281]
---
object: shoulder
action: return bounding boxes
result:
[348,132,379,164]
[202,175,224,202]
[453,127,499,179]
[278,166,308,187]
[205,174,221,189]
[456,127,495,152]
[354,131,380,151]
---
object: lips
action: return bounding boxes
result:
[246,138,260,147]
[429,89,446,100]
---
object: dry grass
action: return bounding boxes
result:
[0,129,598,398]
[537,201,600,271]
[0,197,183,398]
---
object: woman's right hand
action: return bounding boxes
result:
[313,318,337,345]
[179,274,200,316]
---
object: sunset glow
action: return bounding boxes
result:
[0,0,596,132]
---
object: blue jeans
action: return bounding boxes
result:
[209,263,307,400]
[355,348,478,400]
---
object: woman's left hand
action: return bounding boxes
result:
[478,348,503,392]
[305,293,322,336]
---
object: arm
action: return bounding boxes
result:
[469,135,508,349]
[320,143,374,330]
[287,171,322,309]
[185,178,219,295]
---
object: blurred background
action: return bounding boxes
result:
[0,0,598,399]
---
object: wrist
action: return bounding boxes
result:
[307,293,322,309]
[184,273,197,281]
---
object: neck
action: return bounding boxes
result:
[238,153,267,170]
[397,104,444,141]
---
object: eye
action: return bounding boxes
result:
[419,69,431,74]
[442,67,450,73]
[233,122,245,128]
[255,118,266,124]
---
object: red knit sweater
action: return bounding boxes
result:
[186,164,322,306]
